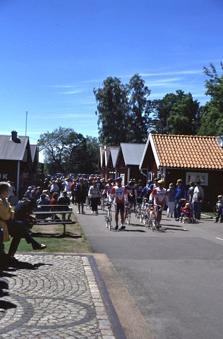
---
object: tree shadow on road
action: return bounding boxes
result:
[163,224,189,231]
[31,231,81,239]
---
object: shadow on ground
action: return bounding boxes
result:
[31,232,81,239]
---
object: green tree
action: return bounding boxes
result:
[153,90,200,134]
[70,136,99,174]
[38,127,85,174]
[94,77,129,145]
[127,74,151,142]
[198,63,223,135]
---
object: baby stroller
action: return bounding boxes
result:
[180,203,194,223]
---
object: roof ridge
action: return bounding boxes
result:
[152,133,217,139]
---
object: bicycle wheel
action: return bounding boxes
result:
[126,211,131,225]
[152,220,156,231]
[105,215,109,228]
[108,219,112,231]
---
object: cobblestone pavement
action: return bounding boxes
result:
[0,254,124,339]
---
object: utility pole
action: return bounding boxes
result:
[25,111,28,136]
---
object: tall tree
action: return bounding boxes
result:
[153,90,200,135]
[94,77,129,145]
[198,63,223,135]
[127,74,151,142]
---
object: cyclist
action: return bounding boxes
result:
[111,177,128,231]
[125,180,136,223]
[126,180,136,210]
[151,179,167,227]
[102,179,113,203]
[135,179,144,205]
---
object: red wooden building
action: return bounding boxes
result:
[0,131,39,195]
[140,133,223,210]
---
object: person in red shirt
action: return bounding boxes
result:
[111,177,128,231]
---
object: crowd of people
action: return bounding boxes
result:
[0,173,223,268]
[18,174,223,227]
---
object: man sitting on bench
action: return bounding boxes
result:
[0,182,46,266]
[7,198,47,260]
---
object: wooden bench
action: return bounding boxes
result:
[32,205,75,236]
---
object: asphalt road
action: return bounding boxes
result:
[76,206,223,339]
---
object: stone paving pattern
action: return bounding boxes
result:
[0,254,116,338]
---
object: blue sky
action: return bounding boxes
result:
[0,0,223,145]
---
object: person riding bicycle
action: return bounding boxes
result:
[126,180,136,209]
[151,179,167,227]
[110,177,128,231]
[102,179,113,201]
[135,179,144,205]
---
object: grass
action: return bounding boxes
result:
[4,218,93,254]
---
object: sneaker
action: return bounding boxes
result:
[32,243,47,250]
[114,225,118,231]
[119,225,126,231]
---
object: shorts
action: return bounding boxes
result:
[115,203,124,214]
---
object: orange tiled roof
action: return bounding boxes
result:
[152,134,223,170]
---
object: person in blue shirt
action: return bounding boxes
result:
[174,179,186,220]
[142,178,158,202]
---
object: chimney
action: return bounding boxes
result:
[11,130,21,143]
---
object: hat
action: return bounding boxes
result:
[116,177,122,182]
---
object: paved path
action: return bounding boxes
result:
[75,206,223,339]
[0,254,125,339]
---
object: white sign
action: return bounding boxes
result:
[186,172,208,186]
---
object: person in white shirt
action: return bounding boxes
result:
[192,181,204,220]
[151,180,167,225]
[111,177,128,231]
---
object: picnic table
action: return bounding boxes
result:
[32,205,75,236]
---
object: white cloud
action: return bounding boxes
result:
[146,77,182,87]
[60,89,84,95]
[50,85,74,88]
[140,69,202,77]
[49,84,84,95]
[81,78,102,84]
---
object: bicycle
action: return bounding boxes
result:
[152,205,163,231]
[139,198,149,224]
[125,203,133,225]
[104,201,112,230]
[135,202,142,220]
